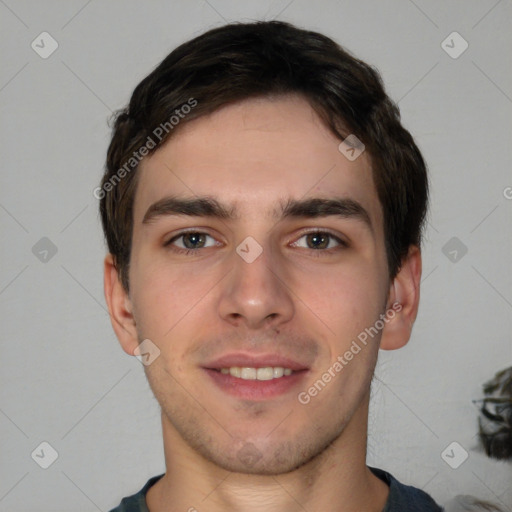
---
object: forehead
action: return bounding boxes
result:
[133,95,382,228]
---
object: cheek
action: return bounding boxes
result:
[291,265,388,375]
[129,252,218,340]
[295,262,385,326]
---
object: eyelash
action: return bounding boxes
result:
[163,229,348,257]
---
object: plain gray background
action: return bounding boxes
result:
[1,1,511,510]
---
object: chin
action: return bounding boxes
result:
[192,424,345,476]
[205,446,310,476]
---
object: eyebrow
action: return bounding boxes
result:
[142,195,373,231]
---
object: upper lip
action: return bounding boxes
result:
[203,353,310,371]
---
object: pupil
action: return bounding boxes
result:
[309,233,327,249]
[184,233,204,249]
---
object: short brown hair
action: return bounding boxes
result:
[100,20,428,291]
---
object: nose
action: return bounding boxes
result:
[217,242,295,330]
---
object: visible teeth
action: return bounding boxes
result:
[241,367,257,379]
[257,367,274,380]
[230,367,241,378]
[221,366,294,380]
[273,367,284,378]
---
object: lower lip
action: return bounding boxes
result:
[203,368,308,400]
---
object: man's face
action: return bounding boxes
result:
[125,94,391,474]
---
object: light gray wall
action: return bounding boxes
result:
[1,1,511,510]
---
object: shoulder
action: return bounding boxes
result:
[369,466,443,512]
[108,474,165,512]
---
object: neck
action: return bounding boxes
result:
[146,391,389,512]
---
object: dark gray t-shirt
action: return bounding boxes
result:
[109,466,443,511]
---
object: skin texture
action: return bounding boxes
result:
[104,94,422,511]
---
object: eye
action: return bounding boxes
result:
[163,229,347,257]
[291,230,347,253]
[164,231,219,254]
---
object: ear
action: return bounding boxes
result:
[380,245,422,351]
[103,253,138,356]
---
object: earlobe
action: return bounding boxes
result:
[380,245,422,351]
[103,254,139,356]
